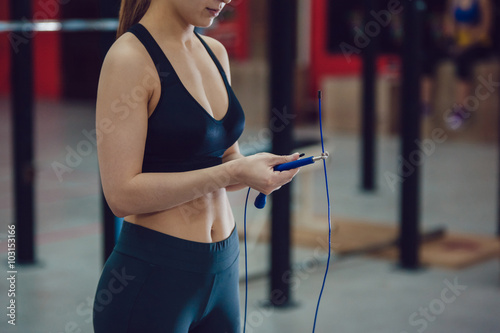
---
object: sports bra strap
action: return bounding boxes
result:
[127,23,229,87]
[127,24,172,69]
[194,31,229,82]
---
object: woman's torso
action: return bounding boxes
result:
[123,23,244,243]
[453,0,491,47]
[454,0,481,25]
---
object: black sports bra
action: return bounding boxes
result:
[127,23,245,173]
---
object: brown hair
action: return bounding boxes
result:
[116,0,152,39]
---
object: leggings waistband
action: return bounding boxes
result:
[114,221,239,273]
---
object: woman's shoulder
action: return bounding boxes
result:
[102,32,151,73]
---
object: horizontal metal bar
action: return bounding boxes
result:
[0,19,118,33]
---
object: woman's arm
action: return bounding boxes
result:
[97,36,299,217]
[222,147,248,192]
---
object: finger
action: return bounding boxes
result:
[277,168,300,181]
[272,152,300,165]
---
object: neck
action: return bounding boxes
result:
[140,0,195,45]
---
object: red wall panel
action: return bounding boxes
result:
[0,0,61,99]
[33,0,61,99]
[33,31,61,99]
[310,0,400,97]
[204,0,249,60]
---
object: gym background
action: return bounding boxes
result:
[1,0,499,332]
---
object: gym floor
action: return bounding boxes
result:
[0,99,498,332]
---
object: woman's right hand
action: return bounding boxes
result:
[231,152,301,195]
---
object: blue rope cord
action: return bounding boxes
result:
[312,92,331,333]
[243,187,251,333]
[242,91,331,333]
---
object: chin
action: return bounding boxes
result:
[195,19,215,28]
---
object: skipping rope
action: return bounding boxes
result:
[242,91,332,333]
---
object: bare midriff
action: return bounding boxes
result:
[124,187,235,243]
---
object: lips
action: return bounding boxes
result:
[207,8,221,17]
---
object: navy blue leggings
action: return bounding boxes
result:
[93,221,241,333]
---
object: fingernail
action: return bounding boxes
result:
[299,153,305,158]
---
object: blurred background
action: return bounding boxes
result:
[1,0,499,332]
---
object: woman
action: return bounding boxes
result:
[92,0,301,332]
[445,0,494,128]
[421,0,493,128]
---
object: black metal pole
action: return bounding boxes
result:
[361,0,377,191]
[99,0,119,55]
[269,0,297,306]
[398,0,424,269]
[10,0,35,264]
[99,0,120,263]
[498,26,500,238]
